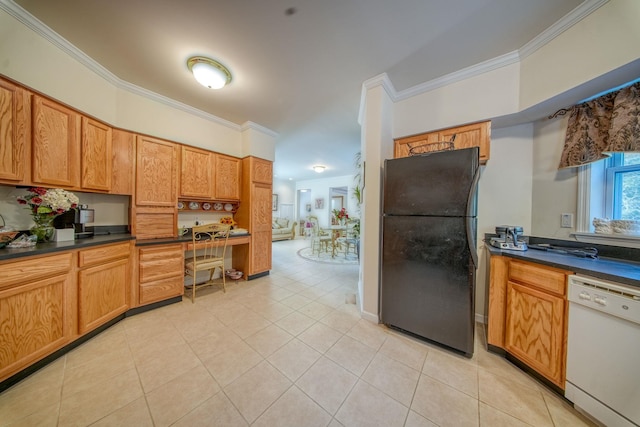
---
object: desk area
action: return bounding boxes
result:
[138,233,252,279]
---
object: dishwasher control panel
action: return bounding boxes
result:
[568,275,640,324]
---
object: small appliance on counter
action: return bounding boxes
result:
[53,206,95,239]
[489,225,527,251]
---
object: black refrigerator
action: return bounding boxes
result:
[380,147,480,357]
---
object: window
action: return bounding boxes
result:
[577,153,640,245]
[605,153,640,220]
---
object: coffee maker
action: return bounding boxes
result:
[489,225,527,251]
[53,206,95,239]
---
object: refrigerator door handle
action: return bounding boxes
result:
[466,164,480,269]
[466,217,478,269]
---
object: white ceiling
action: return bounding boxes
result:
[13,0,585,181]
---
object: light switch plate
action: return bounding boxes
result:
[561,213,573,228]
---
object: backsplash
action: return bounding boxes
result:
[0,185,130,230]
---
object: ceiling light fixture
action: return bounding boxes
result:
[187,56,232,89]
[313,165,326,173]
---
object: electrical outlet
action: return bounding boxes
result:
[561,213,573,228]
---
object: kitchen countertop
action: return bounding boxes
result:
[0,233,135,262]
[0,231,253,261]
[135,232,250,247]
[485,237,640,289]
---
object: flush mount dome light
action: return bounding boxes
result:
[313,165,326,173]
[187,56,232,89]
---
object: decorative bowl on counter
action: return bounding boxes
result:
[0,231,19,248]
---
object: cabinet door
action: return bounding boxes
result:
[111,129,135,195]
[252,157,273,184]
[250,182,273,274]
[505,280,566,388]
[81,117,112,191]
[32,96,81,188]
[394,132,440,158]
[215,154,241,200]
[136,135,178,206]
[78,258,129,334]
[180,145,213,198]
[439,121,490,164]
[0,79,30,184]
[0,274,72,381]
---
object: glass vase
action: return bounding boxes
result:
[30,216,55,243]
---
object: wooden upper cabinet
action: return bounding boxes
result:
[81,116,112,192]
[0,79,30,184]
[32,95,81,188]
[251,157,273,184]
[110,129,135,195]
[214,154,241,200]
[180,145,213,199]
[394,132,441,158]
[394,120,491,164]
[136,135,178,206]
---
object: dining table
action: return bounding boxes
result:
[329,225,346,258]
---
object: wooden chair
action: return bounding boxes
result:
[337,219,359,258]
[308,215,331,255]
[184,223,230,303]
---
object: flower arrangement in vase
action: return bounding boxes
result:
[332,207,349,225]
[219,216,236,229]
[17,187,79,242]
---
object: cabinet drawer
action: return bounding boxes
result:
[78,242,131,268]
[508,260,567,296]
[0,253,73,289]
[139,276,183,305]
[139,245,184,283]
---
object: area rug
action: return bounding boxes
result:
[297,247,359,265]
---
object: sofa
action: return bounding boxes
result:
[272,217,297,241]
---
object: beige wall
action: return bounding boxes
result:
[520,0,640,111]
[531,116,579,239]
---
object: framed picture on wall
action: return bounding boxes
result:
[315,198,324,209]
[272,194,278,211]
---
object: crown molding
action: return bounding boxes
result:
[393,0,608,102]
[0,0,246,132]
[241,121,279,138]
[519,0,609,59]
[358,73,397,125]
[395,51,521,102]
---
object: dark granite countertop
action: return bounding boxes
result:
[135,232,250,247]
[0,230,252,261]
[0,233,135,262]
[485,235,640,289]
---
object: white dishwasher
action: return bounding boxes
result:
[565,275,640,427]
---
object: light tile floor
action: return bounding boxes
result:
[0,238,596,426]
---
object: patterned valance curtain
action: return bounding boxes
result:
[559,82,640,168]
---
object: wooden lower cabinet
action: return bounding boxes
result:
[505,280,566,387]
[138,244,184,305]
[490,257,570,389]
[77,242,131,334]
[0,253,74,383]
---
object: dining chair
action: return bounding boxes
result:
[337,219,359,258]
[308,215,331,255]
[184,223,230,303]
